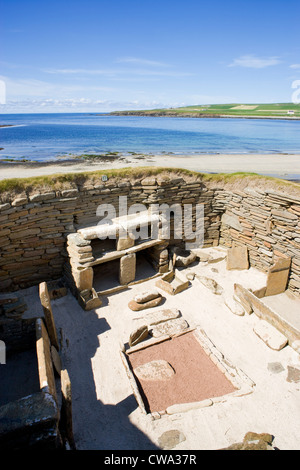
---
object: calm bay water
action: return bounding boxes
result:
[0,113,300,162]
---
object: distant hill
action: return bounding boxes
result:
[110,103,300,119]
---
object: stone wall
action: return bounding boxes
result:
[0,173,220,292]
[0,170,300,296]
[216,187,300,296]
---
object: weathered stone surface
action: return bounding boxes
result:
[129,325,149,347]
[78,288,102,310]
[35,318,57,399]
[233,284,253,314]
[222,213,242,231]
[196,276,223,295]
[119,253,136,285]
[221,432,275,450]
[265,257,291,296]
[60,369,75,449]
[158,429,186,450]
[133,289,160,304]
[51,345,62,376]
[155,271,189,295]
[134,359,175,381]
[143,308,181,326]
[171,247,197,267]
[226,245,249,270]
[72,266,93,291]
[0,391,60,449]
[150,318,189,337]
[39,282,59,350]
[67,233,91,247]
[116,236,135,251]
[267,362,285,374]
[29,192,55,202]
[223,293,245,316]
[253,319,288,351]
[128,296,162,311]
[287,366,300,383]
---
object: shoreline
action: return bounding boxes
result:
[109,112,300,121]
[0,152,300,181]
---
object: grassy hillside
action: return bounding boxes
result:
[111,103,300,118]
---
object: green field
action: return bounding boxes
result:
[112,103,300,118]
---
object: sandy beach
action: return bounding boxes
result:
[0,153,300,181]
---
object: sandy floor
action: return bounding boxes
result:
[19,247,300,450]
[0,153,300,180]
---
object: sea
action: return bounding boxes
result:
[0,113,300,162]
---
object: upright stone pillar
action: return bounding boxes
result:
[119,254,136,285]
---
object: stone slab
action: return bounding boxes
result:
[150,318,189,338]
[265,257,291,297]
[119,253,136,285]
[133,289,161,304]
[134,359,175,381]
[142,308,181,326]
[129,325,149,347]
[226,245,249,271]
[39,282,59,350]
[253,319,288,351]
[35,318,57,399]
[128,295,162,311]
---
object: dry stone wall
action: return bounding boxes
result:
[0,171,300,297]
[216,187,300,296]
[0,174,220,292]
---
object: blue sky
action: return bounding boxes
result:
[1,0,300,113]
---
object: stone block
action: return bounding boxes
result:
[119,253,136,285]
[129,325,149,347]
[265,257,291,296]
[78,288,102,310]
[39,282,59,350]
[60,369,76,449]
[72,266,93,291]
[0,391,60,449]
[133,289,161,304]
[226,245,249,270]
[128,296,162,311]
[116,236,135,251]
[253,319,288,351]
[35,318,57,400]
[150,317,189,337]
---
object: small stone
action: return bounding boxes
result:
[287,366,300,383]
[158,429,186,450]
[222,432,274,450]
[196,276,223,295]
[128,296,162,311]
[186,272,195,280]
[129,325,149,347]
[134,359,175,381]
[267,362,285,374]
[133,289,161,304]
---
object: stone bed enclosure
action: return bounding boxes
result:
[0,168,300,448]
